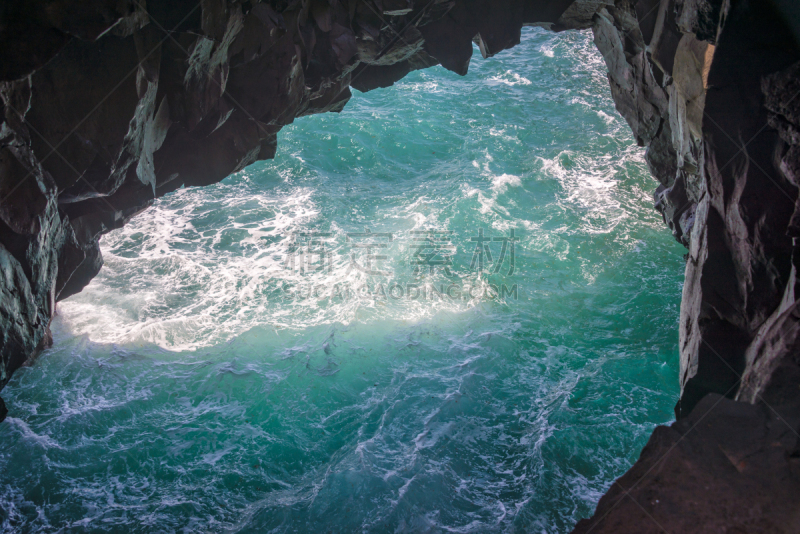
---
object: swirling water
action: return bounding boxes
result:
[0,29,685,533]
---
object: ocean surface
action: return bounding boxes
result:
[0,28,685,533]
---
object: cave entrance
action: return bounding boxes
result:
[1,27,685,533]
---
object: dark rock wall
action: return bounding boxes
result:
[679,0,800,417]
[572,393,800,533]
[0,0,799,531]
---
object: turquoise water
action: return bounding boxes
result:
[0,29,685,533]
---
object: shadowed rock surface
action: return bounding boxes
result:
[0,0,798,531]
[572,394,800,533]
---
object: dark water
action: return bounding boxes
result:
[0,28,685,533]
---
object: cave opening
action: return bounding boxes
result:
[2,0,800,531]
[0,28,687,532]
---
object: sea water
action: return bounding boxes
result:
[0,28,685,533]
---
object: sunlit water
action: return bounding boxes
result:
[0,29,685,533]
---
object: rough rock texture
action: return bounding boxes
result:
[677,0,800,419]
[572,394,800,533]
[0,0,799,531]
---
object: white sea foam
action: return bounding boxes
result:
[536,151,626,235]
[59,180,486,351]
[397,81,440,93]
[488,70,532,87]
[490,173,522,193]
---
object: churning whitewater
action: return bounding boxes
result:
[0,28,684,533]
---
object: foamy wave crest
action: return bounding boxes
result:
[489,70,532,86]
